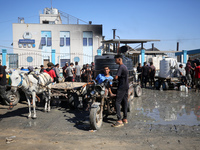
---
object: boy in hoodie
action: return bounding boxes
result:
[44,63,56,82]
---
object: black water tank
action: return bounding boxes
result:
[94,53,133,71]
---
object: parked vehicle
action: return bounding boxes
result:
[87,79,136,130]
[0,74,21,105]
[155,58,185,90]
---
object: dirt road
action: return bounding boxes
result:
[0,89,200,150]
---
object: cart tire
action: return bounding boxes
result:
[155,80,160,90]
[4,90,20,105]
[135,85,142,97]
[162,82,169,90]
[90,106,103,130]
[68,93,79,109]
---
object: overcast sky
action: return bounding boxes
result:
[0,0,200,53]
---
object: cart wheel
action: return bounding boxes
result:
[68,93,79,109]
[155,80,160,90]
[135,85,142,97]
[162,82,169,90]
[4,90,20,105]
[90,106,103,130]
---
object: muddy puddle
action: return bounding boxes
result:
[132,89,200,126]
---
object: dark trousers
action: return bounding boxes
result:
[181,76,187,85]
[75,76,80,82]
[55,77,59,83]
[116,89,128,121]
[0,85,10,103]
[67,77,73,82]
[142,75,148,87]
[65,76,73,82]
[149,75,155,86]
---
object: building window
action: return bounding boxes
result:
[88,38,93,46]
[83,38,87,46]
[49,21,55,24]
[19,44,22,48]
[43,21,49,24]
[66,37,70,46]
[60,37,64,46]
[47,37,52,46]
[41,37,46,46]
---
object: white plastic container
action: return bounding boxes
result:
[159,59,170,78]
[180,85,186,91]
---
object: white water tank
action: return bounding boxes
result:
[159,59,170,78]
[52,8,58,14]
[44,8,51,14]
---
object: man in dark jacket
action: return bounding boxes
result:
[40,65,45,73]
[149,62,156,87]
[62,62,68,79]
[141,62,149,88]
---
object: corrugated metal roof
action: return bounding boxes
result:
[135,47,160,51]
[102,39,160,44]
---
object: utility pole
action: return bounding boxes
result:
[112,29,116,53]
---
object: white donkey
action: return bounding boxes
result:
[10,70,52,118]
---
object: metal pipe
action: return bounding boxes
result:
[112,29,116,39]
[141,43,144,49]
[112,29,116,53]
[177,42,179,51]
[152,43,154,51]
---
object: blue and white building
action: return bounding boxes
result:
[12,8,102,68]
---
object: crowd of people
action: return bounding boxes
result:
[32,61,96,83]
[137,59,200,91]
[179,60,200,92]
[61,62,95,83]
[137,62,156,88]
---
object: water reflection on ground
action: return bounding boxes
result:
[133,89,200,126]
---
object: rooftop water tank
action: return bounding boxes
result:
[52,8,59,14]
[44,8,51,14]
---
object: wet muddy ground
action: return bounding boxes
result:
[0,88,200,150]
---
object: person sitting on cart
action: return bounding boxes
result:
[95,65,115,97]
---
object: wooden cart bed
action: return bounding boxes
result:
[51,82,87,90]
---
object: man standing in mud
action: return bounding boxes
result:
[112,54,129,127]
